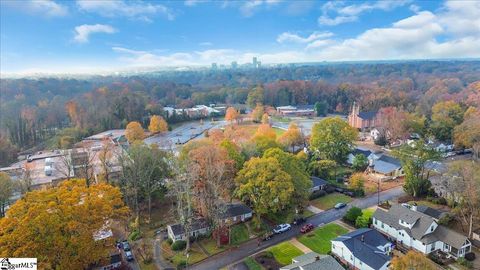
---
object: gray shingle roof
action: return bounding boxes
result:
[373,155,401,174]
[415,205,446,220]
[169,218,209,236]
[352,148,372,158]
[333,228,391,270]
[311,176,328,187]
[220,203,252,219]
[281,253,344,270]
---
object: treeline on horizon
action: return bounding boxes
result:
[0,60,479,165]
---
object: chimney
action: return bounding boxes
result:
[361,235,365,242]
[315,256,320,261]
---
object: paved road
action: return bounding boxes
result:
[189,186,404,270]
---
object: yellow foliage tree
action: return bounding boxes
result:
[225,107,239,124]
[349,173,365,191]
[0,179,129,270]
[390,251,437,270]
[125,121,145,143]
[251,104,264,123]
[254,124,277,140]
[148,115,168,134]
[278,123,304,152]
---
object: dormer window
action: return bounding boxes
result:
[430,226,434,232]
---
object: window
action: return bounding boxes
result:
[350,255,353,261]
[381,223,384,229]
[431,226,434,232]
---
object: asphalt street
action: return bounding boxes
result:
[188,186,404,270]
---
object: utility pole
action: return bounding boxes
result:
[377,178,380,205]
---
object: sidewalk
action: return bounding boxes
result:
[289,238,312,253]
[306,205,323,214]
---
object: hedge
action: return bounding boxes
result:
[171,240,186,251]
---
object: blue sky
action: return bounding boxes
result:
[1,0,479,75]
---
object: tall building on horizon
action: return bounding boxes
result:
[252,57,258,68]
[231,61,238,69]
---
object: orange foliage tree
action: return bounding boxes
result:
[125,121,145,143]
[148,115,168,134]
[0,179,129,270]
[225,107,239,124]
[390,251,436,270]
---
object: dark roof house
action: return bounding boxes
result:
[332,228,392,270]
[373,155,402,175]
[220,203,253,219]
[280,252,344,270]
[168,218,209,239]
[311,176,328,188]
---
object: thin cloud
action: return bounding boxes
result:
[4,0,68,17]
[319,0,411,26]
[199,42,213,46]
[74,24,117,43]
[277,31,333,43]
[76,0,175,21]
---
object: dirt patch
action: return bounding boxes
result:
[364,174,404,194]
[254,252,282,270]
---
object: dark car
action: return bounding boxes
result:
[293,217,306,225]
[300,223,314,234]
[334,203,347,209]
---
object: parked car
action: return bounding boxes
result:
[273,224,291,234]
[300,223,314,234]
[334,203,347,209]
[344,191,355,197]
[293,217,306,225]
[125,250,134,261]
[122,241,131,251]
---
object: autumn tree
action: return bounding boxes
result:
[125,121,145,143]
[98,138,114,183]
[439,160,480,238]
[377,106,409,143]
[431,100,464,141]
[148,115,168,134]
[235,157,294,218]
[391,251,437,270]
[454,109,480,160]
[254,124,277,140]
[220,139,245,171]
[308,159,337,179]
[251,104,264,123]
[278,123,304,152]
[0,179,129,269]
[225,107,239,124]
[349,173,365,193]
[0,172,13,217]
[394,140,441,197]
[263,148,311,206]
[261,113,269,124]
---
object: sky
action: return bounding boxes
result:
[1,0,480,75]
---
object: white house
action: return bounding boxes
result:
[371,155,404,177]
[331,228,392,270]
[373,204,471,258]
[167,218,210,242]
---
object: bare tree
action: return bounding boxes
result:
[98,138,114,183]
[440,160,480,237]
[71,148,97,187]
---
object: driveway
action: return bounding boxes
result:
[188,186,404,270]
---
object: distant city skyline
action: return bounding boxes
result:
[1,0,480,75]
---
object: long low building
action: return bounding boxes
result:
[373,204,471,258]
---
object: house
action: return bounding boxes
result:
[167,218,210,242]
[220,203,253,224]
[280,252,344,270]
[331,228,393,270]
[372,155,404,177]
[411,204,448,222]
[348,102,380,130]
[310,176,328,192]
[347,148,373,165]
[472,228,480,247]
[373,204,472,258]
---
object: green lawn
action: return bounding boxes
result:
[407,200,440,209]
[268,241,304,265]
[273,127,285,136]
[303,209,315,218]
[310,193,353,210]
[297,223,348,254]
[199,238,226,255]
[231,223,250,245]
[244,257,263,270]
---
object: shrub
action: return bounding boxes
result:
[177,260,187,269]
[166,238,173,245]
[465,252,476,261]
[128,230,141,241]
[325,186,336,193]
[344,207,362,224]
[437,214,453,226]
[374,135,388,146]
[171,240,186,251]
[355,215,371,228]
[309,190,327,200]
[457,257,473,268]
[352,154,368,171]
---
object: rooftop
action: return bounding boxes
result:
[281,252,344,270]
[311,176,328,187]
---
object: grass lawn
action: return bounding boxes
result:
[268,242,304,266]
[265,208,297,224]
[244,257,263,270]
[199,238,226,255]
[310,193,353,210]
[297,223,348,254]
[230,223,250,245]
[303,209,315,218]
[273,127,285,136]
[161,241,208,266]
[407,200,440,209]
[138,261,157,270]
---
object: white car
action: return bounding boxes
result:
[273,224,291,234]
